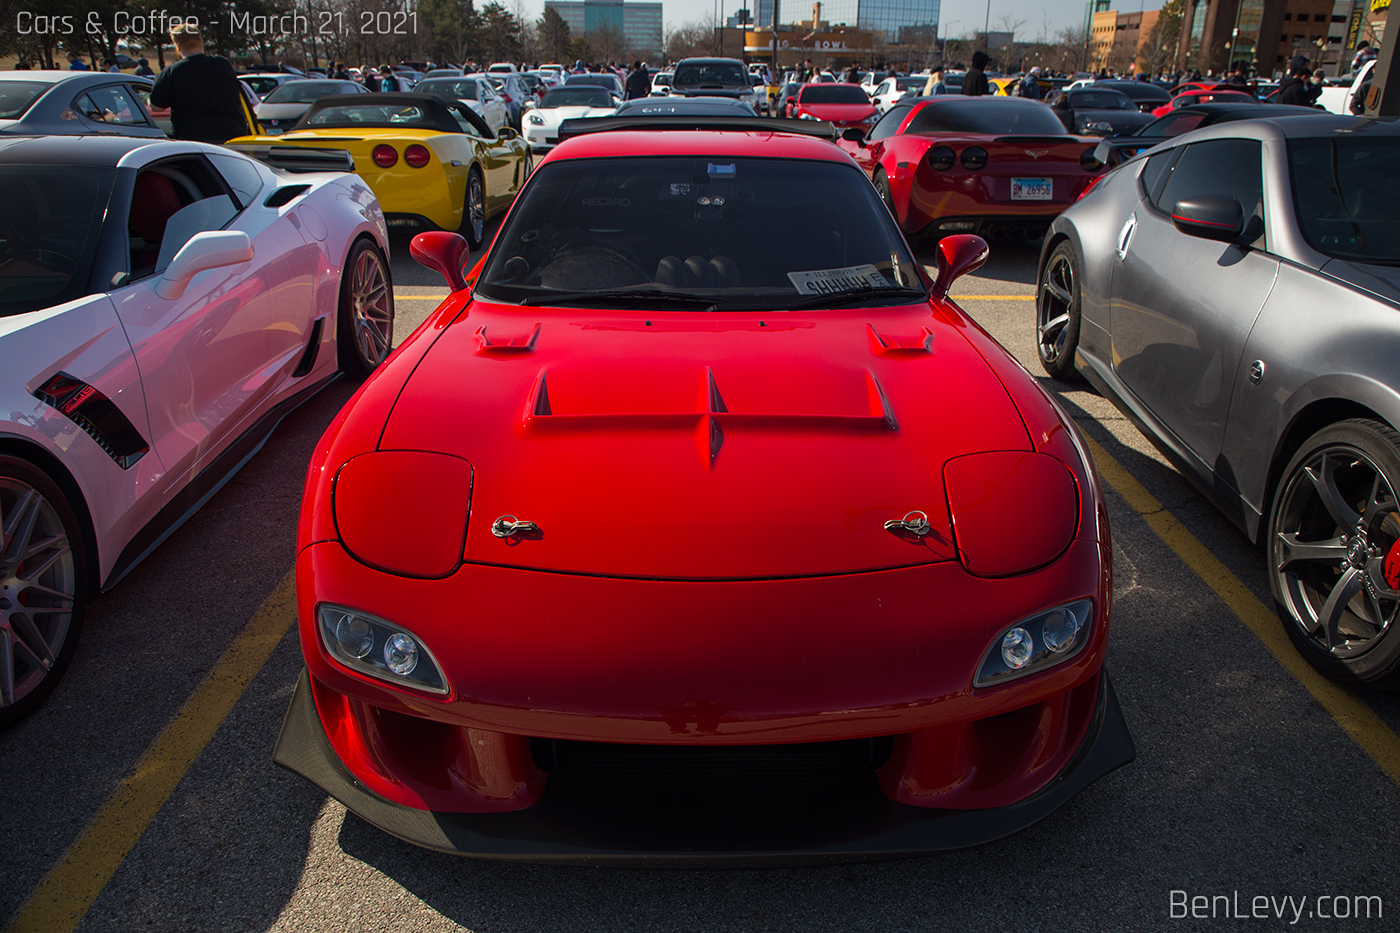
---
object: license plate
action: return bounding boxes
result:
[1012,177,1053,200]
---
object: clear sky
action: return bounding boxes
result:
[511,0,1162,42]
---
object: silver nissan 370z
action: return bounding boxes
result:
[1036,113,1400,686]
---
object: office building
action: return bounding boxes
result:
[544,0,663,58]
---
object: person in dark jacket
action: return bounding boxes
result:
[1278,65,1312,106]
[963,51,991,96]
[134,58,154,77]
[149,24,248,143]
[624,61,650,99]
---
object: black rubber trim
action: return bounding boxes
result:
[103,373,337,591]
[274,666,1135,865]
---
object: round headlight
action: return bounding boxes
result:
[335,613,373,659]
[1002,627,1034,669]
[1042,609,1080,652]
[383,633,419,675]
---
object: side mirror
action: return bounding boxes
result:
[411,230,470,292]
[497,126,519,140]
[155,230,253,299]
[931,234,989,298]
[841,126,866,145]
[1170,195,1244,242]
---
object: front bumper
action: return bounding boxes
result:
[274,665,1133,864]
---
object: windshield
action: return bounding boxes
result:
[0,167,112,316]
[906,99,1066,135]
[1098,82,1169,102]
[418,78,478,100]
[1290,136,1400,266]
[673,62,747,87]
[263,81,344,104]
[1068,90,1134,110]
[475,157,923,310]
[566,75,619,90]
[307,102,430,125]
[800,85,870,104]
[542,88,613,108]
[0,82,48,119]
[242,76,288,96]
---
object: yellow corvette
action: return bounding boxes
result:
[226,93,532,248]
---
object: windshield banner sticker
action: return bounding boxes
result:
[788,264,891,295]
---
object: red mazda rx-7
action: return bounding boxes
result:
[840,96,1106,241]
[276,117,1133,862]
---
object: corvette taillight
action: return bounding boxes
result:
[404,144,431,167]
[960,146,988,171]
[1081,148,1103,171]
[372,144,397,168]
[928,145,955,170]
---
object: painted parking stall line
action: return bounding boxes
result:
[4,573,297,933]
[1084,435,1400,788]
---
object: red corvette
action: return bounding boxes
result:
[275,118,1133,861]
[787,83,878,127]
[1151,88,1257,117]
[841,97,1105,240]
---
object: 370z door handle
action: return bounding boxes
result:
[1116,213,1137,261]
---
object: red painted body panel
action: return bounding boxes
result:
[290,127,1119,831]
[794,101,878,126]
[297,534,1109,811]
[1151,89,1255,117]
[841,102,1103,234]
[377,300,1037,579]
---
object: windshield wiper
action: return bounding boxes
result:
[781,286,927,310]
[516,289,723,310]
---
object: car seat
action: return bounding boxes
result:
[129,171,182,271]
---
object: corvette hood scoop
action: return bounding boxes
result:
[379,304,1033,579]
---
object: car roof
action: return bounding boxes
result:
[0,71,152,89]
[0,134,193,166]
[547,128,852,163]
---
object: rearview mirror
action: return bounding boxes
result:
[155,231,253,300]
[841,126,866,145]
[1170,195,1244,242]
[497,126,520,140]
[931,234,989,298]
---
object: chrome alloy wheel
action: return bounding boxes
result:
[0,477,77,711]
[1272,444,1400,659]
[350,246,392,370]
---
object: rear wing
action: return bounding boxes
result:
[226,144,355,174]
[1092,136,1165,168]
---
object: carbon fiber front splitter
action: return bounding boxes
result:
[273,667,1134,865]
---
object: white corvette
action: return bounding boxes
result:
[524,86,620,152]
[0,135,394,725]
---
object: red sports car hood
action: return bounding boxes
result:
[377,300,1034,579]
[798,101,878,124]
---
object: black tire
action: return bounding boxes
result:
[1036,240,1083,381]
[1268,419,1400,687]
[0,456,88,728]
[460,168,486,250]
[873,168,897,221]
[336,239,394,380]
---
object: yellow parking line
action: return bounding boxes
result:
[1085,435,1400,787]
[4,573,298,933]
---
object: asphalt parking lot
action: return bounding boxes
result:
[4,228,1399,932]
